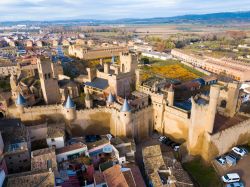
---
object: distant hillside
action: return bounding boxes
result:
[1,11,250,26]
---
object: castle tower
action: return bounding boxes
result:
[10,74,18,98]
[106,92,115,107]
[85,91,93,109]
[120,52,138,73]
[64,96,76,121]
[104,63,110,74]
[206,85,220,133]
[111,56,115,64]
[16,93,26,114]
[119,99,132,137]
[225,82,240,117]
[37,57,61,105]
[188,85,220,154]
[167,84,174,106]
[135,69,142,87]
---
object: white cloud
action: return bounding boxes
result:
[0,0,249,21]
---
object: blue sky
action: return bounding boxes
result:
[0,0,250,21]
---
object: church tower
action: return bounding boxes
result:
[37,57,61,105]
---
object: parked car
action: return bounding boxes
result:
[228,152,241,162]
[173,145,180,152]
[222,173,240,183]
[232,147,248,157]
[159,136,167,142]
[225,155,237,166]
[226,181,244,187]
[216,156,226,165]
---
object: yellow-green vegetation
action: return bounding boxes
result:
[141,58,204,81]
[183,158,222,187]
[0,79,10,91]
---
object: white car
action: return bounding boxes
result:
[232,147,248,157]
[222,173,240,183]
[159,136,167,142]
[216,156,226,165]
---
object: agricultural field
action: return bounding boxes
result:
[140,58,205,81]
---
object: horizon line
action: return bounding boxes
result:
[0,10,249,23]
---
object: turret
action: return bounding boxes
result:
[10,74,17,92]
[225,82,240,117]
[107,92,115,107]
[85,91,93,109]
[206,85,220,133]
[64,96,76,121]
[135,69,142,86]
[167,84,174,106]
[104,63,110,74]
[119,98,132,137]
[16,93,26,114]
[111,56,115,64]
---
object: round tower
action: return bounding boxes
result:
[85,91,93,109]
[119,98,132,137]
[135,69,142,87]
[64,96,76,121]
[167,84,174,106]
[16,93,26,114]
[106,92,115,107]
[206,85,220,133]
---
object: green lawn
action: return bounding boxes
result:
[183,158,223,187]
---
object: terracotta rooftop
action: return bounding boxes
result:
[103,164,129,187]
[56,142,87,155]
[93,171,106,185]
[123,163,146,187]
[7,169,55,187]
[213,114,249,134]
[47,124,65,138]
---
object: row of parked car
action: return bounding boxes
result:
[217,146,248,187]
[158,136,180,151]
[216,146,248,167]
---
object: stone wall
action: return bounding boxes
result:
[163,106,190,141]
[71,107,113,136]
[201,116,250,160]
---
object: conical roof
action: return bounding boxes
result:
[107,92,115,103]
[16,93,26,106]
[64,96,75,109]
[121,98,131,112]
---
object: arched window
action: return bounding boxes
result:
[220,100,227,108]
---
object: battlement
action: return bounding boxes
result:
[24,104,62,112]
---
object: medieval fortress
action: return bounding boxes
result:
[3,49,250,161]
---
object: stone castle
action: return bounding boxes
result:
[3,51,250,161]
